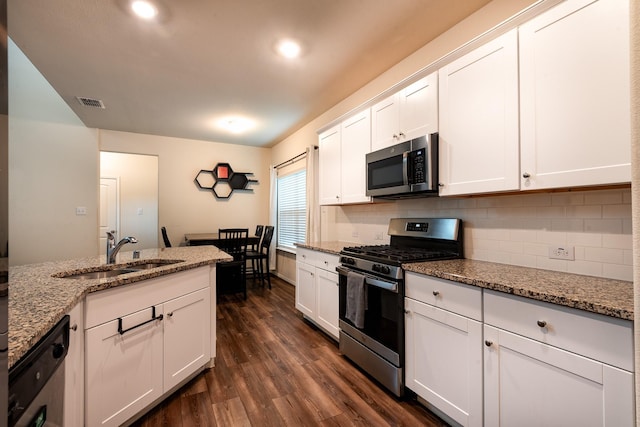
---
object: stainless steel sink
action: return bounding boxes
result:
[59,268,140,280]
[126,259,182,270]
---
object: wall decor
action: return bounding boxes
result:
[195,162,258,199]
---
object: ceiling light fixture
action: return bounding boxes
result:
[216,117,256,134]
[131,0,158,19]
[276,39,302,59]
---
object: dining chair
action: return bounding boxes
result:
[247,225,264,279]
[246,225,274,289]
[161,226,172,248]
[216,228,249,299]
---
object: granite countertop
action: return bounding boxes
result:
[403,259,633,321]
[9,246,232,368]
[295,241,356,255]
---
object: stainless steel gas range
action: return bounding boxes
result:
[337,218,463,397]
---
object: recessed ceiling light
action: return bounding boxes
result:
[216,117,256,134]
[276,39,302,59]
[131,0,158,19]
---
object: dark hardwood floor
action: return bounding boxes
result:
[131,276,449,426]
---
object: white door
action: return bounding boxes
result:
[99,177,118,254]
[315,269,339,339]
[295,261,316,318]
[340,109,371,205]
[399,73,438,141]
[318,125,342,205]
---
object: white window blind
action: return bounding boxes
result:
[277,169,306,249]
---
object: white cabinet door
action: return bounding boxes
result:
[438,29,520,196]
[484,325,634,427]
[405,298,483,427]
[399,73,438,141]
[371,94,400,151]
[340,109,371,204]
[519,0,630,190]
[295,261,316,318]
[318,125,342,205]
[371,73,438,152]
[163,288,211,391]
[85,306,164,427]
[315,269,339,339]
[64,302,84,427]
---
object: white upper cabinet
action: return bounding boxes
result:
[318,111,371,206]
[519,0,630,190]
[371,73,438,151]
[318,124,342,205]
[340,109,371,204]
[438,29,520,196]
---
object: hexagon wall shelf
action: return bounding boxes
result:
[195,162,258,199]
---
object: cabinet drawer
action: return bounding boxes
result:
[296,248,317,265]
[484,290,633,371]
[314,251,340,273]
[405,272,482,321]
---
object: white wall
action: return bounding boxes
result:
[8,39,99,265]
[99,129,271,247]
[100,152,158,250]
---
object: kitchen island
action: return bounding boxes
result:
[8,245,231,367]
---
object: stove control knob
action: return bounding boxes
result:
[341,257,355,265]
[380,266,391,274]
[372,264,381,272]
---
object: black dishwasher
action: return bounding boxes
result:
[8,315,69,427]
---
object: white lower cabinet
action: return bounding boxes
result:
[295,248,339,340]
[85,267,212,427]
[404,273,483,427]
[483,290,634,427]
[63,302,84,427]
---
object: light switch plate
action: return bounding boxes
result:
[75,206,87,216]
[548,245,574,260]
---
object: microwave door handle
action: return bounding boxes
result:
[402,151,409,186]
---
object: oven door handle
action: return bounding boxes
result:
[336,266,398,293]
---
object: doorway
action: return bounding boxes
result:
[100,152,159,251]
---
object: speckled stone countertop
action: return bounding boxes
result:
[403,259,633,321]
[295,241,357,255]
[9,246,232,368]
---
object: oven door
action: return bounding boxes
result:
[336,265,404,367]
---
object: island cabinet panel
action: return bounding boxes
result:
[438,29,519,196]
[404,273,483,426]
[84,266,212,427]
[519,0,630,190]
[64,302,84,427]
[85,306,164,427]
[163,287,211,391]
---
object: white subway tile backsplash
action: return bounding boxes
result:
[332,188,632,281]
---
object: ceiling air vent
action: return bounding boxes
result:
[76,97,105,109]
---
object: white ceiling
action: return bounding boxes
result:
[8,0,490,147]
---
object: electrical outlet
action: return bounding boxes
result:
[75,206,87,216]
[548,245,575,260]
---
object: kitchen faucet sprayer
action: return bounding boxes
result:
[106,231,138,264]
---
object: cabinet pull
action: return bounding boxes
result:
[118,306,163,335]
[432,290,440,297]
[485,340,493,347]
[523,172,531,179]
[70,324,78,332]
[537,320,547,328]
[167,312,174,318]
[399,132,405,138]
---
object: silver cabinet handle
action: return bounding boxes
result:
[537,320,547,328]
[485,340,493,347]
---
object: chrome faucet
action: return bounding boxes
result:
[106,231,138,264]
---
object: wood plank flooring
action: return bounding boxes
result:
[131,276,449,426]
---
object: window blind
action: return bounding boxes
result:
[277,169,306,249]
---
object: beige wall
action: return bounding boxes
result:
[8,39,99,265]
[100,152,159,251]
[99,129,271,247]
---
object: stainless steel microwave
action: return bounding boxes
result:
[366,133,438,199]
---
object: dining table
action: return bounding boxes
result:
[184,232,260,248]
